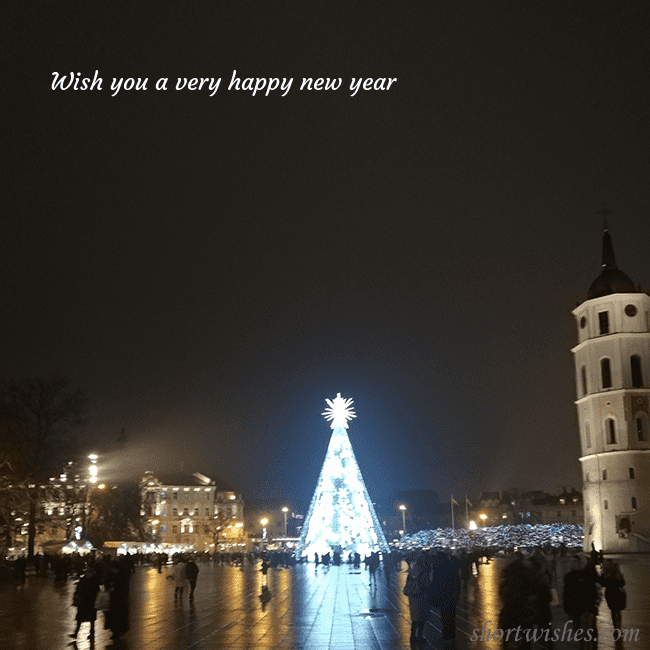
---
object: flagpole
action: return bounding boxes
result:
[451,495,455,530]
[465,495,469,526]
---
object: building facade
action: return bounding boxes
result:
[572,225,650,553]
[140,471,244,552]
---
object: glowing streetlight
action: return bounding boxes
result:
[282,507,289,537]
[261,518,268,540]
[469,520,477,530]
[480,513,487,527]
[399,504,407,534]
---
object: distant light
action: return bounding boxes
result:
[88,454,98,461]
[282,507,289,513]
[98,483,106,489]
[469,520,477,530]
[399,505,406,511]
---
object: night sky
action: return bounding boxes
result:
[6,4,650,508]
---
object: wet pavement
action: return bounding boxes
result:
[0,555,648,650]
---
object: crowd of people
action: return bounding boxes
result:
[2,540,629,648]
[68,555,132,644]
[403,549,461,647]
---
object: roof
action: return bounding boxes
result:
[587,225,638,300]
[142,470,236,492]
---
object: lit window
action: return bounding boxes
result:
[631,355,643,388]
[601,359,612,389]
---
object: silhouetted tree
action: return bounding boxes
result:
[0,377,86,559]
[87,483,144,548]
[204,510,236,548]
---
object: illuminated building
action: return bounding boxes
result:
[295,393,389,559]
[572,224,650,552]
[140,471,244,551]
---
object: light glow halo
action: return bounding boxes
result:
[322,392,356,429]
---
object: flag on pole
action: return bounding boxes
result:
[466,496,473,507]
[451,496,459,506]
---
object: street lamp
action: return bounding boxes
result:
[399,504,406,534]
[84,454,99,537]
[480,513,487,527]
[88,454,98,484]
[282,507,289,537]
[261,518,268,541]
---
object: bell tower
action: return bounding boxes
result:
[572,223,650,553]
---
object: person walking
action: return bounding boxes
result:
[186,557,199,600]
[429,552,461,650]
[404,551,433,644]
[104,556,131,641]
[563,554,600,649]
[69,566,100,642]
[172,555,188,600]
[600,559,626,631]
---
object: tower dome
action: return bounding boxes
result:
[587,224,637,300]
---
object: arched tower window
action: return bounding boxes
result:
[606,418,616,445]
[581,366,588,396]
[631,497,637,511]
[584,422,591,449]
[636,415,647,442]
[630,355,643,388]
[601,358,612,389]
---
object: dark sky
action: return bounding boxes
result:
[6,3,650,508]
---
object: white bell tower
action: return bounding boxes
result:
[572,223,650,553]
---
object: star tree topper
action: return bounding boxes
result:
[322,392,356,429]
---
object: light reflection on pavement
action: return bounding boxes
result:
[0,555,647,650]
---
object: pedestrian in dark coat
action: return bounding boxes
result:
[600,559,626,630]
[405,552,432,643]
[563,554,599,649]
[104,557,131,641]
[429,552,461,649]
[186,558,199,600]
[70,567,100,641]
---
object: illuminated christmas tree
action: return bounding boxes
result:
[295,393,389,560]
